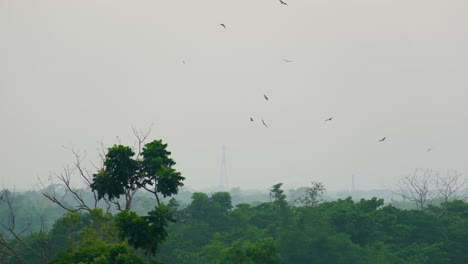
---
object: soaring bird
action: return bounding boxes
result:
[264,94,269,101]
[220,24,226,29]
[279,0,288,5]
[250,117,254,122]
[427,148,433,152]
[262,119,268,128]
[379,137,386,142]
[283,59,293,62]
[324,117,333,122]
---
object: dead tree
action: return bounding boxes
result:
[435,170,465,203]
[132,124,152,161]
[40,147,111,213]
[41,125,153,213]
[0,189,49,264]
[396,169,435,210]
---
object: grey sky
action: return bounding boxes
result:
[1,0,467,191]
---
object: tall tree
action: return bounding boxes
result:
[91,137,185,264]
[91,139,184,211]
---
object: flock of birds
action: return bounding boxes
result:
[207,1,434,151]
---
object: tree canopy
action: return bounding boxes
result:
[91,139,185,210]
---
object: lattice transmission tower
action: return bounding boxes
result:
[219,145,228,191]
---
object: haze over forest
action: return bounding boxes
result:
[2,2,468,264]
[1,0,467,191]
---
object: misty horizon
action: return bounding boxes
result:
[1,0,467,191]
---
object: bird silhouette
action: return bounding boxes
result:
[283,59,293,62]
[250,117,254,122]
[264,94,269,101]
[279,0,288,5]
[324,117,333,122]
[379,137,386,142]
[220,24,226,29]
[262,119,268,128]
[427,148,433,152]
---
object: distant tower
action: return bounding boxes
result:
[219,145,228,190]
[352,175,356,192]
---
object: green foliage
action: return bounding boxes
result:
[91,140,184,207]
[141,140,175,175]
[115,204,175,256]
[221,238,278,264]
[114,211,148,250]
[91,145,139,201]
[50,211,143,264]
[155,195,468,264]
[5,184,468,264]
[187,192,233,224]
[211,192,233,212]
[87,139,184,263]
[270,183,286,205]
[141,140,184,198]
[400,243,450,264]
[443,219,468,263]
[51,235,144,264]
[140,140,183,198]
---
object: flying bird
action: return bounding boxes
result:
[378,137,386,142]
[220,24,226,29]
[262,119,268,128]
[250,117,254,122]
[283,59,293,63]
[426,148,433,152]
[264,94,269,101]
[324,117,334,122]
[279,0,288,5]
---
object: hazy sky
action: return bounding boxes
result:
[1,0,467,191]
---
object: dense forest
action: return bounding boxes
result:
[2,186,468,263]
[1,138,467,263]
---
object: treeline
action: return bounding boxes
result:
[157,184,468,264]
[2,133,466,263]
[2,184,468,263]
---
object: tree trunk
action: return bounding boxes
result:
[146,248,152,264]
[146,242,155,264]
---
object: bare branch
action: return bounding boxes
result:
[35,216,50,263]
[93,139,107,171]
[40,177,78,213]
[436,170,465,203]
[395,169,435,210]
[0,189,48,263]
[132,123,153,160]
[142,184,160,206]
[41,145,119,213]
